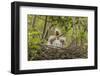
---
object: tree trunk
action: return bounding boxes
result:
[42,16,48,39]
[72,17,77,47]
[44,22,52,40]
[32,16,36,28]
